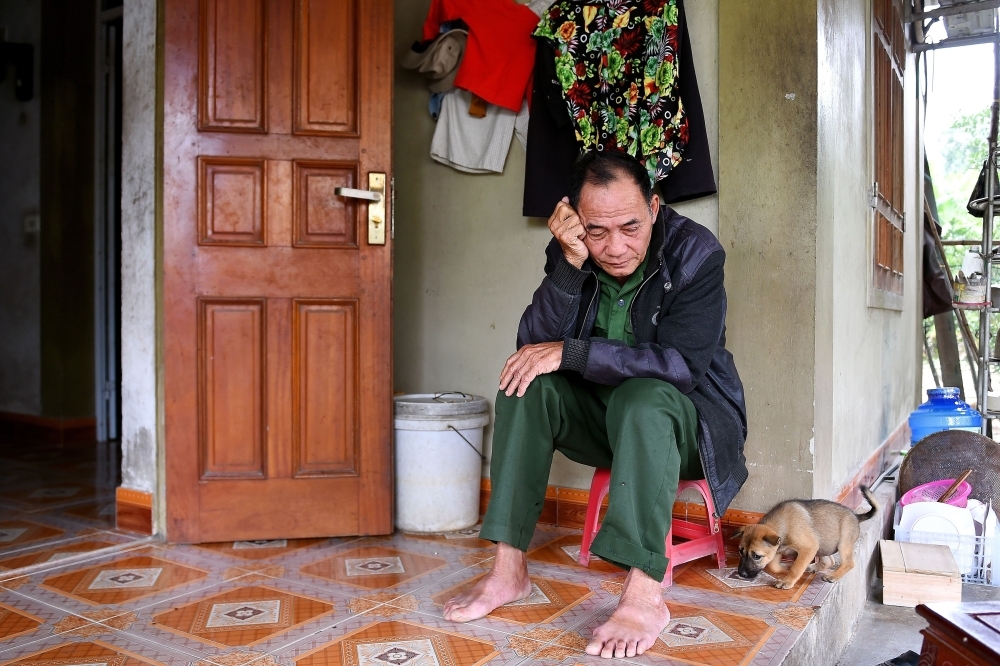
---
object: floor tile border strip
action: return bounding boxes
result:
[0,536,157,581]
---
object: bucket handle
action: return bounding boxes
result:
[434,391,473,402]
[448,425,486,462]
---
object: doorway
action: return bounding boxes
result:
[94,1,123,447]
[0,0,143,575]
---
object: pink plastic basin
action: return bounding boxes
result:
[899,479,972,508]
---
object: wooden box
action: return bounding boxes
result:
[881,540,962,607]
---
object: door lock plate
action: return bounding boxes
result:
[368,173,386,245]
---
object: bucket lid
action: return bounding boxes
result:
[394,392,489,417]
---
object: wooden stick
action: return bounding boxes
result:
[938,470,973,504]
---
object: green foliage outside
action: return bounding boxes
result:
[924,107,994,400]
[933,106,991,269]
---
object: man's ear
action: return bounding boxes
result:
[649,193,660,220]
[763,534,780,547]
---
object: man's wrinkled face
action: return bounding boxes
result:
[577,175,658,281]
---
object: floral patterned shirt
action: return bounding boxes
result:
[534,0,689,183]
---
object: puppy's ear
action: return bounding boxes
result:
[731,527,744,540]
[763,534,780,547]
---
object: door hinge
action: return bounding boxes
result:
[869,182,879,209]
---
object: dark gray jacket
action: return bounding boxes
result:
[516,207,748,514]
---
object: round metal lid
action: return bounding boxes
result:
[393,392,489,417]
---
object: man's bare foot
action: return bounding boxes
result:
[586,567,670,658]
[443,543,531,622]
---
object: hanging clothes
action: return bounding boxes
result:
[526,0,558,16]
[534,0,694,183]
[431,89,530,174]
[523,0,714,217]
[522,42,581,216]
[422,0,539,112]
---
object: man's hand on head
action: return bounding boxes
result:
[499,342,564,398]
[548,197,589,269]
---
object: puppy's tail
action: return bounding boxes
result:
[856,485,879,522]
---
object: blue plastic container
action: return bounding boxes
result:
[908,387,982,446]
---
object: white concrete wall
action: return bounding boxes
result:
[392,0,720,490]
[119,0,159,498]
[815,0,921,498]
[0,0,42,416]
[720,0,920,510]
[719,0,819,511]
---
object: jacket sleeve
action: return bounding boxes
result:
[561,251,726,393]
[515,248,590,348]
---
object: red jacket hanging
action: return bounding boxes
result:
[422,0,539,112]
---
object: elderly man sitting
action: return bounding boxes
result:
[443,151,748,659]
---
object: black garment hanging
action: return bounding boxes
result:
[521,0,715,218]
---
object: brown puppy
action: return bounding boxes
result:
[733,486,878,589]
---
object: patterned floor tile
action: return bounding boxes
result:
[59,501,118,528]
[355,575,610,643]
[0,586,151,657]
[0,486,99,511]
[300,546,448,593]
[150,584,338,649]
[273,617,537,666]
[0,523,66,555]
[190,541,330,564]
[73,575,358,661]
[670,550,819,605]
[0,603,44,643]
[429,574,594,627]
[550,600,777,666]
[526,536,624,576]
[0,637,189,666]
[38,553,210,606]
[402,528,494,552]
[0,540,121,572]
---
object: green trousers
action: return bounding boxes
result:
[480,374,702,582]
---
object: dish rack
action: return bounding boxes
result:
[894,504,1000,586]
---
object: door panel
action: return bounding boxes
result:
[165,0,392,542]
[293,161,358,247]
[294,300,357,476]
[199,0,266,131]
[293,0,358,135]
[198,299,265,479]
[198,158,266,246]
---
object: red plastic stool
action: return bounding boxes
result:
[578,469,726,587]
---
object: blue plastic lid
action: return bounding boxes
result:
[927,387,961,400]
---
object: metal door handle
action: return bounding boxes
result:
[334,187,382,203]
[334,173,387,245]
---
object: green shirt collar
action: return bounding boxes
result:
[594,253,651,296]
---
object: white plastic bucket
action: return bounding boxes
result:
[394,393,490,533]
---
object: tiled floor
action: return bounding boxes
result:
[0,523,834,666]
[0,439,146,572]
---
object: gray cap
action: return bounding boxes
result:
[400,29,467,94]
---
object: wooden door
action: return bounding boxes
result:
[163,0,393,542]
